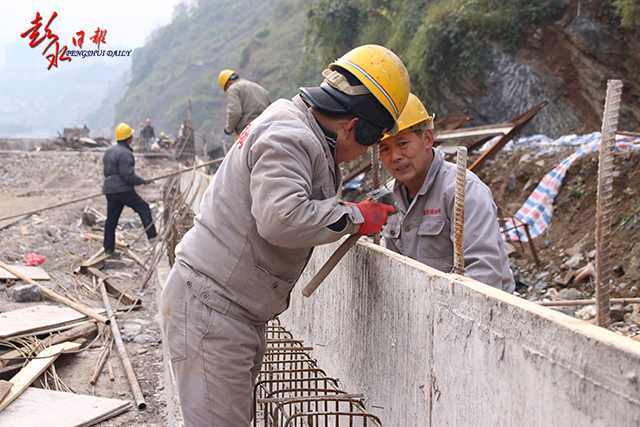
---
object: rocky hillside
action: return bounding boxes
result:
[114,0,639,138]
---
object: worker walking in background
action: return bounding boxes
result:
[219,69,271,137]
[162,45,410,426]
[102,123,157,255]
[378,94,515,292]
[140,118,155,152]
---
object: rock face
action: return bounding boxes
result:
[437,1,640,138]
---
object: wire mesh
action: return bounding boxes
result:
[254,319,383,426]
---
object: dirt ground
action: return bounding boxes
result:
[1,136,640,425]
[0,148,177,426]
[477,142,640,335]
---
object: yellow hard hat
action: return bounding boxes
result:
[161,132,165,137]
[115,123,134,141]
[381,94,433,141]
[218,69,237,93]
[326,45,410,135]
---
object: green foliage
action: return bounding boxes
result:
[303,0,555,103]
[615,0,640,27]
[116,0,279,134]
[618,198,640,230]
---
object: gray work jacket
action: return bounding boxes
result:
[102,141,146,194]
[381,149,515,292]
[176,95,364,324]
[225,79,271,135]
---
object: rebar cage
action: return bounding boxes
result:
[254,319,383,426]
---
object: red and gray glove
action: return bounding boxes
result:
[355,200,395,235]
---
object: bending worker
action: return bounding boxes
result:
[379,94,515,292]
[102,123,157,255]
[162,45,410,426]
[218,69,271,137]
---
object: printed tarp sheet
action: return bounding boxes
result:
[493,132,640,241]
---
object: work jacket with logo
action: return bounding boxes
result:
[381,149,515,292]
[176,95,364,324]
[102,141,146,194]
[225,78,271,135]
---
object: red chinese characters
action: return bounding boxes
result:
[20,11,71,70]
[72,31,85,48]
[90,27,107,49]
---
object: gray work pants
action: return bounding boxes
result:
[160,263,266,426]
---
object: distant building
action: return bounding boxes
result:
[2,43,45,81]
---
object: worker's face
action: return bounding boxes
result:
[379,128,434,196]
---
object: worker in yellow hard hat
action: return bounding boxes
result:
[102,123,156,255]
[157,131,172,151]
[161,45,410,427]
[218,69,271,137]
[378,94,515,292]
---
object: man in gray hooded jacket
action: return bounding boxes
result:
[161,45,410,426]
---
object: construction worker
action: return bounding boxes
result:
[161,45,410,426]
[219,69,271,137]
[140,118,155,152]
[378,94,515,292]
[102,123,157,255]
[157,132,172,150]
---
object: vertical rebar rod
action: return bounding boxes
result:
[371,144,382,244]
[453,146,468,275]
[595,79,623,328]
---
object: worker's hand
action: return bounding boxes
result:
[142,179,153,185]
[223,128,232,135]
[355,200,395,235]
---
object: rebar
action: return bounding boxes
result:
[254,319,384,426]
[453,146,467,275]
[371,144,382,245]
[595,79,623,328]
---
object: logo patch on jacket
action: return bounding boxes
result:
[237,123,251,149]
[423,208,441,216]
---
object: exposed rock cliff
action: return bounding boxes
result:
[437,1,640,138]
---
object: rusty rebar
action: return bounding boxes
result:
[595,79,623,328]
[453,146,468,275]
[371,143,382,244]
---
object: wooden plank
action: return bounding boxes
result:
[0,322,98,368]
[0,381,12,402]
[0,265,50,281]
[0,305,104,340]
[87,267,140,307]
[79,253,110,273]
[434,124,513,141]
[0,261,108,325]
[0,385,132,426]
[0,341,80,412]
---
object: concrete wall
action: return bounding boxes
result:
[280,239,640,426]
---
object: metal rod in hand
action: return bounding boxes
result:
[302,234,361,297]
[595,79,623,328]
[99,281,146,409]
[452,146,467,275]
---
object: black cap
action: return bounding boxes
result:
[299,68,394,132]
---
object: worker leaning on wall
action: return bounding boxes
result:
[378,94,515,293]
[161,44,410,426]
